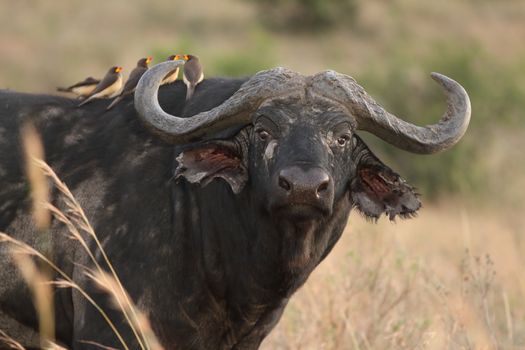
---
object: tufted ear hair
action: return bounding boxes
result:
[174,128,250,194]
[350,135,421,220]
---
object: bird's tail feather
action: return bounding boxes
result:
[106,96,122,110]
[185,85,195,102]
[77,96,94,107]
[57,87,71,92]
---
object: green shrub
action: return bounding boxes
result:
[209,32,275,77]
[246,0,359,31]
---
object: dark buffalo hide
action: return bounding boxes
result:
[0,77,419,349]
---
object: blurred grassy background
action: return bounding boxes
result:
[1,0,524,348]
[2,0,524,200]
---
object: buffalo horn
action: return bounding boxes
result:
[312,71,471,154]
[134,60,301,144]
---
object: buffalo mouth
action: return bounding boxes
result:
[272,202,331,222]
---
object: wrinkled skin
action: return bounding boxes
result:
[0,78,419,349]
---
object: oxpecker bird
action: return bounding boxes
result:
[182,54,204,101]
[161,55,182,85]
[107,57,152,110]
[77,66,123,107]
[57,77,100,98]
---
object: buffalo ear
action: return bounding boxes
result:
[174,132,249,194]
[350,136,421,220]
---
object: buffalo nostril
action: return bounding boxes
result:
[316,180,329,196]
[278,176,292,192]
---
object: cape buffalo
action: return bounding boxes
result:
[0,60,471,349]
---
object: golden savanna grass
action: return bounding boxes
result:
[262,202,525,349]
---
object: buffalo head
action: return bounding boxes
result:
[134,61,470,222]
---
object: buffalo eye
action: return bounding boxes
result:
[336,134,351,147]
[256,129,271,141]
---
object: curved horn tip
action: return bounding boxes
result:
[151,59,186,74]
[430,72,463,89]
[355,71,471,154]
[135,59,186,95]
[134,59,187,140]
[430,71,471,110]
[135,59,186,99]
[430,71,446,80]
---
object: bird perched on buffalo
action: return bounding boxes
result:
[106,57,152,110]
[161,54,182,85]
[182,54,204,101]
[77,66,123,107]
[57,77,100,98]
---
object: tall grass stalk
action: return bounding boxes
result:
[87,271,163,350]
[20,123,50,231]
[34,159,149,350]
[19,122,54,347]
[10,250,55,348]
[0,233,130,350]
[0,330,25,350]
[1,127,162,349]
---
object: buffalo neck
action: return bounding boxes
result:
[175,177,352,315]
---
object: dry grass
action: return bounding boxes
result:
[10,251,55,348]
[1,130,163,349]
[262,201,525,349]
[0,330,25,350]
[20,123,50,231]
[36,160,150,350]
